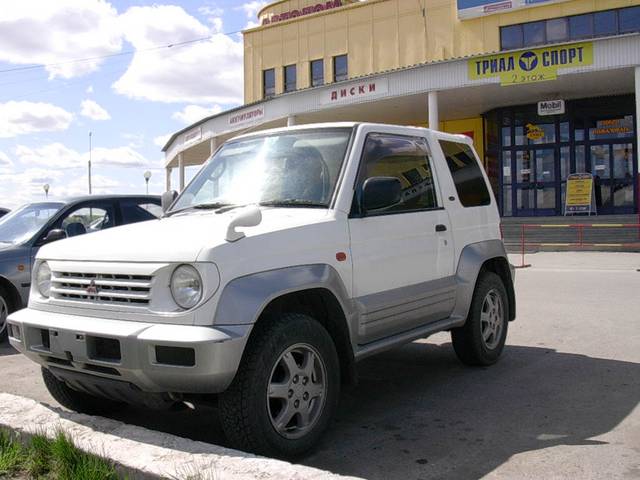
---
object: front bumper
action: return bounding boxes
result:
[7,308,251,396]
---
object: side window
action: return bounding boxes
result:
[60,205,114,237]
[356,134,438,215]
[120,200,162,224]
[439,140,491,208]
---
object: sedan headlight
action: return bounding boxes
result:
[170,264,202,309]
[36,262,52,298]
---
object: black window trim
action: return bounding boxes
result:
[284,64,297,93]
[499,6,640,51]
[263,68,276,98]
[349,132,442,219]
[310,58,324,87]
[333,54,348,83]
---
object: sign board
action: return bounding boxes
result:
[322,78,389,105]
[262,0,345,25]
[228,106,265,127]
[565,173,595,215]
[538,99,565,116]
[184,126,202,145]
[590,116,634,138]
[457,0,569,20]
[526,124,545,141]
[469,42,593,86]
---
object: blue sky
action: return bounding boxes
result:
[0,0,266,208]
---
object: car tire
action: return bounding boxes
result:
[41,367,125,415]
[451,272,509,366]
[219,313,340,457]
[0,286,12,342]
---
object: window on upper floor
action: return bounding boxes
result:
[310,59,324,87]
[333,55,348,83]
[284,64,297,93]
[500,6,640,51]
[263,68,275,98]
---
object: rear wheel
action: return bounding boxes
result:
[219,313,340,457]
[41,367,124,415]
[451,272,509,366]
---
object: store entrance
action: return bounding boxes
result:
[492,96,638,217]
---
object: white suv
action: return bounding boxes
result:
[8,123,515,457]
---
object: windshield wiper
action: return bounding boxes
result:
[259,199,328,208]
[168,202,235,216]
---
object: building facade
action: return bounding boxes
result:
[164,0,640,217]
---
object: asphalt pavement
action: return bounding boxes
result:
[1,252,639,480]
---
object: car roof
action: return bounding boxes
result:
[58,194,161,205]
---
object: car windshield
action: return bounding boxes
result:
[0,202,64,245]
[170,128,352,213]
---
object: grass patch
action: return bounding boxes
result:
[0,429,122,479]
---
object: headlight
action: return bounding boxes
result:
[36,262,52,298]
[170,264,202,309]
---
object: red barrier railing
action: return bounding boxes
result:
[514,221,640,268]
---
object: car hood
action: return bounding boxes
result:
[37,208,332,263]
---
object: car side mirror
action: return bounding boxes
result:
[161,190,178,213]
[362,177,402,213]
[42,229,67,245]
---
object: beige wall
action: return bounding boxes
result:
[243,0,638,103]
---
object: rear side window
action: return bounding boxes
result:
[439,140,491,207]
[120,200,161,224]
[356,133,438,215]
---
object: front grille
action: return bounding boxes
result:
[50,271,152,306]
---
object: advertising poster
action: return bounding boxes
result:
[458,0,570,20]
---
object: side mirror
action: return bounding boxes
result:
[42,229,67,245]
[226,205,262,242]
[161,190,178,213]
[362,177,402,213]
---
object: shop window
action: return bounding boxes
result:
[575,145,586,173]
[502,127,511,147]
[523,21,546,46]
[569,14,593,39]
[500,24,523,50]
[560,122,570,142]
[502,188,512,216]
[588,116,634,140]
[440,140,491,208]
[594,10,617,36]
[263,69,275,98]
[546,18,568,43]
[357,134,438,214]
[284,64,297,93]
[560,147,570,180]
[619,6,640,33]
[333,55,348,83]
[502,151,512,185]
[310,59,324,87]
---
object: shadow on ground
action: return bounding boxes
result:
[45,342,640,479]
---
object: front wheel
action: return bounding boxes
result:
[219,313,340,457]
[451,272,509,366]
[0,287,11,342]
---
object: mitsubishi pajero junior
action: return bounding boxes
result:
[8,123,515,457]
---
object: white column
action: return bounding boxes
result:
[178,153,185,192]
[287,115,297,127]
[428,91,439,130]
[165,167,172,192]
[209,137,217,156]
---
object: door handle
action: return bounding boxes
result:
[435,224,447,232]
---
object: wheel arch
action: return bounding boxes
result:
[0,275,22,312]
[453,240,516,323]
[214,265,357,386]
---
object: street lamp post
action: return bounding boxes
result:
[88,131,93,195]
[43,184,49,199]
[143,170,152,195]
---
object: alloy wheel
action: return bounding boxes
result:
[480,289,504,350]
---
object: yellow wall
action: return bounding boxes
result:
[243,0,639,103]
[415,117,485,163]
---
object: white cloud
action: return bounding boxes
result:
[86,85,94,94]
[80,99,111,121]
[172,104,222,125]
[0,101,73,138]
[240,1,268,28]
[0,167,66,207]
[154,133,172,148]
[0,0,122,79]
[15,143,152,169]
[113,5,243,105]
[0,151,12,167]
[55,174,123,198]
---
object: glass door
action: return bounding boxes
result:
[591,143,635,213]
[514,148,557,216]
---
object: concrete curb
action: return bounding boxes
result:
[0,393,362,480]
